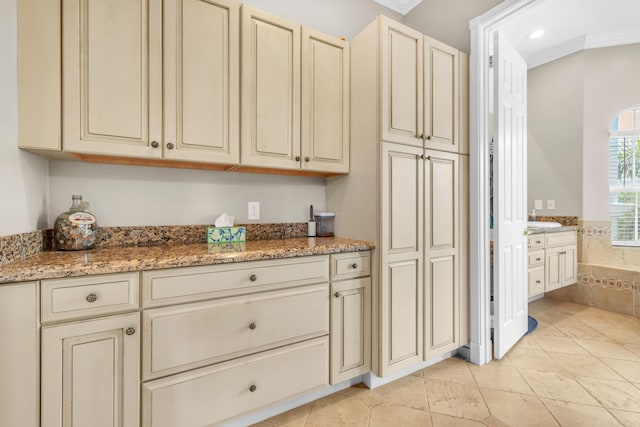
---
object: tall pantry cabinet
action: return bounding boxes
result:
[327,16,469,377]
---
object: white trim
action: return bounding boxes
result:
[469,0,539,366]
[362,350,458,388]
[527,35,585,69]
[372,0,423,16]
[586,28,640,50]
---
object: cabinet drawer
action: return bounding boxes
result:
[331,251,371,281]
[546,231,576,248]
[143,284,329,380]
[527,235,545,249]
[528,266,545,297]
[142,255,329,307]
[41,272,139,323]
[528,250,545,268]
[142,337,329,427]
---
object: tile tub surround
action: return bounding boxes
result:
[546,220,640,319]
[0,237,374,284]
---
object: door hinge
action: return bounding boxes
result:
[489,55,494,68]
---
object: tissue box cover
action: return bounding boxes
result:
[207,226,246,243]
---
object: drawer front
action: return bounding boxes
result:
[142,337,329,427]
[331,251,371,281]
[142,255,329,307]
[143,284,329,379]
[527,235,545,249]
[546,231,576,248]
[41,272,139,323]
[528,266,545,297]
[528,250,545,268]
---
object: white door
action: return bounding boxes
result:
[493,32,528,359]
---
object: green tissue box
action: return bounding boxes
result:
[207,226,246,243]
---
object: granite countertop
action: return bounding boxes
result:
[527,225,578,235]
[0,237,375,284]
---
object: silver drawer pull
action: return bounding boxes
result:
[86,293,97,303]
[249,384,257,392]
[535,258,541,262]
[334,292,340,298]
[249,274,257,282]
[536,280,541,284]
[249,322,257,330]
[536,240,541,244]
[125,327,136,336]
[351,263,358,269]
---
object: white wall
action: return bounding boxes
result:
[0,0,48,236]
[528,51,584,216]
[527,44,640,221]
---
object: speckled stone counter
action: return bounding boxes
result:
[0,237,374,284]
[527,225,578,235]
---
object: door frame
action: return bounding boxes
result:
[468,0,539,365]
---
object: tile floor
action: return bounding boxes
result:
[255,299,640,426]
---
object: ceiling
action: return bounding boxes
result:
[373,0,423,15]
[499,0,640,68]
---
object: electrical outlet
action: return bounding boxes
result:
[547,200,555,210]
[534,199,542,210]
[248,202,260,220]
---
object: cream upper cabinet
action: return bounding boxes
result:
[62,0,163,158]
[301,28,349,173]
[241,6,301,170]
[380,17,424,147]
[424,37,459,153]
[424,150,460,358]
[458,52,470,155]
[163,0,240,164]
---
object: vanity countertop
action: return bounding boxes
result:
[527,225,578,235]
[0,237,375,284]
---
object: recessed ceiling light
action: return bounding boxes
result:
[528,30,545,39]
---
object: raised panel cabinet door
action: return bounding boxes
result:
[301,28,349,173]
[330,278,371,385]
[62,0,163,158]
[545,247,562,292]
[241,6,301,169]
[41,313,140,427]
[424,36,459,152]
[562,245,578,286]
[380,17,423,147]
[528,266,545,297]
[163,0,240,164]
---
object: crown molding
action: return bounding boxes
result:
[526,35,585,69]
[586,28,640,49]
[372,0,423,15]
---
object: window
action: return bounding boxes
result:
[609,105,640,245]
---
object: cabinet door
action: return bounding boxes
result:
[380,143,424,375]
[330,278,371,385]
[424,150,459,358]
[301,28,349,173]
[0,283,39,427]
[62,0,162,158]
[41,313,140,427]
[241,6,300,169]
[458,52,470,155]
[380,17,423,147]
[163,0,239,164]
[562,245,578,286]
[424,36,459,152]
[545,247,562,292]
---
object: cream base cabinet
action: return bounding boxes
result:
[546,245,577,292]
[29,0,240,165]
[41,313,140,427]
[0,282,39,427]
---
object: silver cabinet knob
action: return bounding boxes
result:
[535,258,541,262]
[249,385,257,392]
[418,134,424,139]
[249,322,257,330]
[125,327,136,336]
[151,141,159,148]
[167,142,175,149]
[304,156,310,162]
[351,263,358,269]
[334,292,340,298]
[86,293,97,303]
[426,135,432,140]
[295,156,301,161]
[250,274,257,282]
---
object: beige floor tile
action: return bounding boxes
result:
[469,364,534,395]
[534,309,583,325]
[540,398,622,427]
[577,377,640,412]
[574,339,640,361]
[576,309,633,329]
[369,403,432,427]
[610,409,640,427]
[424,378,489,421]
[547,352,625,381]
[421,357,476,385]
[481,415,512,427]
[512,334,543,350]
[307,391,371,426]
[481,388,559,427]
[519,368,600,405]
[431,413,486,426]
[531,323,567,337]
[554,323,610,340]
[254,403,313,427]
[531,335,590,355]
[506,348,564,373]
[488,355,513,367]
[593,327,640,345]
[529,299,563,314]
[600,358,640,383]
[624,343,640,357]
[371,375,429,410]
[554,302,592,315]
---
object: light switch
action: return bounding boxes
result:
[248,202,260,220]
[547,200,555,210]
[534,200,542,210]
